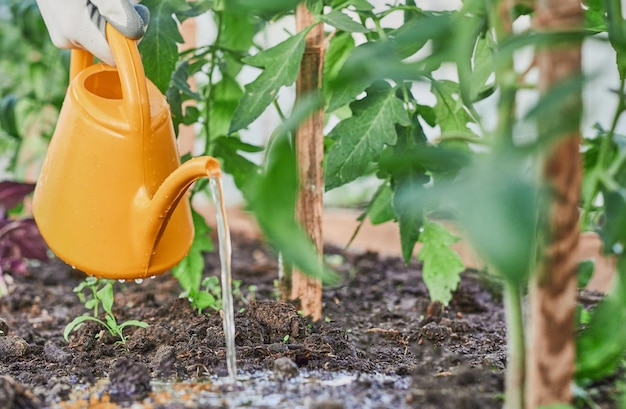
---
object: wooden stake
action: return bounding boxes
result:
[291,4,325,321]
[526,1,583,407]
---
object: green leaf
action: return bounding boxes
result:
[333,0,374,12]
[379,114,433,262]
[248,95,335,283]
[105,315,118,332]
[139,0,186,93]
[63,315,105,342]
[226,0,301,18]
[417,220,464,305]
[208,76,244,139]
[28,61,47,101]
[605,0,626,79]
[0,95,19,139]
[97,283,114,315]
[393,179,424,263]
[387,15,436,60]
[321,10,369,33]
[576,257,626,380]
[416,104,436,127]
[118,320,149,330]
[368,182,395,225]
[166,61,199,131]
[219,8,258,77]
[326,43,384,112]
[453,153,540,285]
[306,0,324,16]
[172,208,213,297]
[583,0,607,32]
[470,32,495,102]
[323,32,357,109]
[229,30,308,132]
[325,83,410,190]
[431,80,477,135]
[212,136,262,200]
[194,291,218,312]
[174,0,213,21]
[85,299,98,311]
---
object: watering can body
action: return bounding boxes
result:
[33,25,219,280]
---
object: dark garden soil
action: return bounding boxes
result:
[0,233,607,408]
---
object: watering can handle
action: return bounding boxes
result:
[68,24,150,135]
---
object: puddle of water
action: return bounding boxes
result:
[149,370,410,409]
[209,175,237,382]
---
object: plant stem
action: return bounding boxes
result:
[504,282,525,409]
[490,0,516,146]
[201,10,224,158]
[489,1,528,406]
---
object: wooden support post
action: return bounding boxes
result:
[526,1,583,407]
[291,4,325,321]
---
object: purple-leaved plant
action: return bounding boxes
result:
[0,181,49,296]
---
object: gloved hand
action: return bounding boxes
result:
[35,0,149,66]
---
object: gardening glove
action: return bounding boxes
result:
[35,0,150,66]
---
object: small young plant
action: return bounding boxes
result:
[194,277,247,313]
[64,278,148,345]
[198,275,222,313]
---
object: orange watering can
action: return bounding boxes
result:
[32,24,220,280]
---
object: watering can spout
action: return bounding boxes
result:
[136,156,222,269]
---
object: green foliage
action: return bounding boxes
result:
[229,30,309,133]
[7,0,626,397]
[64,279,148,345]
[0,0,68,175]
[139,0,211,93]
[418,220,464,305]
[172,208,214,312]
[326,82,410,190]
[247,96,335,284]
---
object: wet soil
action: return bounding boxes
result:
[0,233,581,408]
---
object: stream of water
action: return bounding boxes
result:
[209,175,237,382]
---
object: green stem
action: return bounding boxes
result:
[503,282,525,409]
[192,11,224,195]
[491,6,516,145]
[489,2,526,407]
[201,10,225,158]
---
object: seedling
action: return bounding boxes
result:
[72,276,107,317]
[246,285,257,304]
[199,275,222,312]
[64,279,148,345]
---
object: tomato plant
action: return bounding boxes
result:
[5,0,626,406]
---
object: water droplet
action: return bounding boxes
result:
[118,279,126,283]
[70,265,76,270]
[134,278,143,284]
